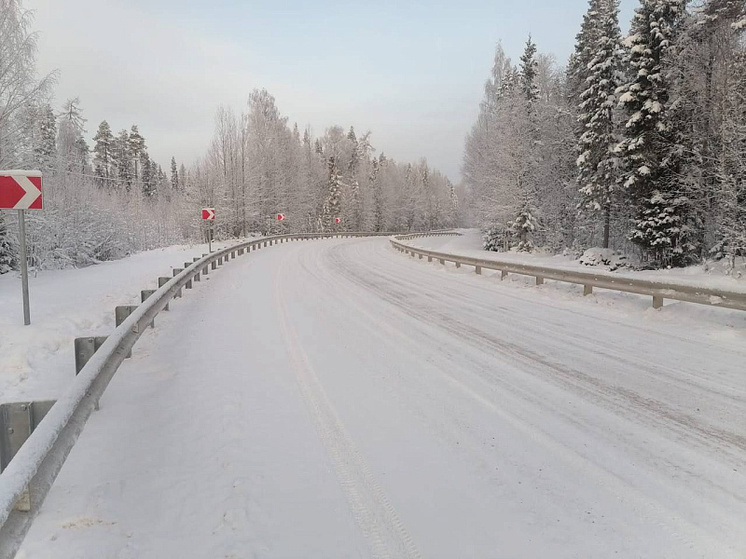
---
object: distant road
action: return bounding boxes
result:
[20,237,746,558]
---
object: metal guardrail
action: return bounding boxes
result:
[0,231,397,558]
[390,234,746,312]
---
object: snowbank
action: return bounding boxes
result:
[0,239,244,402]
[408,229,746,294]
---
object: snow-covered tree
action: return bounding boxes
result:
[324,155,342,229]
[0,212,15,274]
[577,0,623,248]
[34,103,56,171]
[57,97,88,174]
[520,36,540,103]
[616,0,696,266]
[568,0,605,106]
[113,128,132,189]
[0,0,56,168]
[170,156,179,191]
[509,195,539,252]
[128,125,146,181]
[93,120,115,187]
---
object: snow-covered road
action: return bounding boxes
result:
[18,237,746,558]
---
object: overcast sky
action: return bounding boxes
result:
[26,0,636,181]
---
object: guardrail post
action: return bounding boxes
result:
[535,276,544,286]
[427,256,433,262]
[211,261,217,270]
[583,285,593,296]
[263,241,267,247]
[115,306,138,358]
[183,263,194,289]
[418,254,423,259]
[141,289,161,319]
[501,270,508,280]
[172,269,184,297]
[439,258,445,265]
[74,336,109,374]
[0,400,56,511]
[653,295,663,309]
[475,265,482,275]
[193,270,201,283]
[158,278,172,307]
[455,262,461,269]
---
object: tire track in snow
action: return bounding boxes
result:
[271,248,421,559]
[294,238,744,557]
[329,241,746,459]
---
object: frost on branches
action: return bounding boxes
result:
[1,0,461,274]
[615,0,697,266]
[576,0,623,249]
[465,0,746,270]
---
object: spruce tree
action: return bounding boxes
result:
[509,195,538,252]
[170,156,179,190]
[520,36,540,103]
[141,154,156,197]
[577,0,623,248]
[616,0,695,266]
[568,0,605,105]
[35,104,57,171]
[324,156,342,229]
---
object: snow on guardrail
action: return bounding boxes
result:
[391,234,746,312]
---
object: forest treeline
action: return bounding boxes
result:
[0,0,459,273]
[464,0,745,268]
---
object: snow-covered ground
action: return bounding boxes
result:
[16,236,746,558]
[410,229,746,289]
[0,239,247,402]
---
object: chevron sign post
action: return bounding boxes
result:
[1,170,44,326]
[202,208,215,253]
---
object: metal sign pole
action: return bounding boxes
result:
[209,221,213,254]
[17,209,30,326]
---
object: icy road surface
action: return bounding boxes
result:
[18,237,746,558]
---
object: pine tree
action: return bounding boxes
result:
[113,129,132,189]
[577,0,623,248]
[93,120,115,187]
[170,156,179,190]
[128,125,146,180]
[616,0,695,266]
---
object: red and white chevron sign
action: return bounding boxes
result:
[277,213,285,221]
[0,170,43,210]
[202,208,215,220]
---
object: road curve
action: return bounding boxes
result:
[18,237,746,558]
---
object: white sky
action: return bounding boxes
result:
[26,0,636,181]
